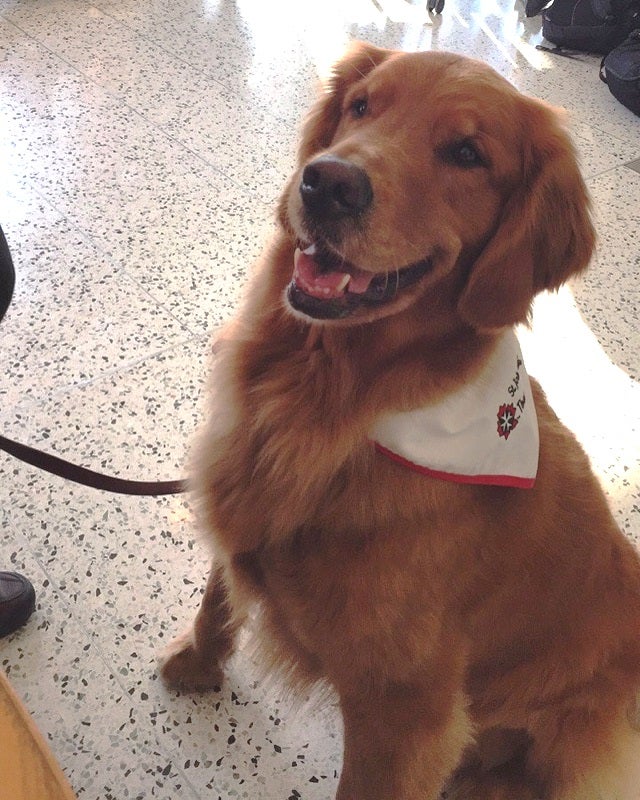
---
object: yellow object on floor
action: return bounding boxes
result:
[0,669,77,800]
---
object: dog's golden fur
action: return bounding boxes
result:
[161,44,640,799]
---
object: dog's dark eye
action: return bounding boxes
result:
[445,140,486,168]
[351,98,368,118]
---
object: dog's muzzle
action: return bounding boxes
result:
[285,156,433,321]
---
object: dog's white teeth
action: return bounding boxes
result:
[303,243,317,256]
[336,274,350,292]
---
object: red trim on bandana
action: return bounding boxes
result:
[374,443,536,489]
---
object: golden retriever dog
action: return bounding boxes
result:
[160,43,640,799]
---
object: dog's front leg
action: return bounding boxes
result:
[159,560,243,691]
[337,681,472,800]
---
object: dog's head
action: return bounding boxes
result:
[279,43,594,330]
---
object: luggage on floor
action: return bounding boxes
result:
[541,0,640,54]
[600,29,640,113]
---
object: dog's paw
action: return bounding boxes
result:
[158,630,224,692]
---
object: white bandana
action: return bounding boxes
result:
[370,331,539,488]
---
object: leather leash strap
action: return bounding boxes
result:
[2,228,188,496]
[0,434,186,496]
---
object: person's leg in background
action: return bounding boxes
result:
[0,224,37,637]
[0,224,14,320]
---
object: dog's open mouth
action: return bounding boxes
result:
[287,242,433,320]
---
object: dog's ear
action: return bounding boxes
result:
[297,41,393,164]
[457,100,595,330]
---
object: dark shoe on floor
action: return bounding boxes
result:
[0,572,36,637]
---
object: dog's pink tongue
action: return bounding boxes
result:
[294,248,349,299]
[293,246,374,298]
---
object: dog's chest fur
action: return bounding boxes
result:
[197,325,491,685]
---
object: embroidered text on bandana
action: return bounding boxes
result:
[371,331,539,488]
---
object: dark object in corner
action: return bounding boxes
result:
[600,29,640,113]
[542,0,640,54]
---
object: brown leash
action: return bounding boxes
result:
[1,227,189,495]
[0,434,186,496]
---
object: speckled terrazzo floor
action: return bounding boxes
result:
[0,1,638,798]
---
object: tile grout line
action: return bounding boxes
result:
[2,4,296,172]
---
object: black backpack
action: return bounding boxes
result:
[600,29,640,113]
[541,0,640,54]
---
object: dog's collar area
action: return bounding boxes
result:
[287,242,433,320]
[371,330,540,488]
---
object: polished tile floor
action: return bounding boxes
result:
[0,1,638,798]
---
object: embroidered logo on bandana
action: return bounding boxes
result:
[497,404,519,439]
[497,350,527,440]
[371,331,539,489]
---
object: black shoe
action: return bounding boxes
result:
[0,572,36,637]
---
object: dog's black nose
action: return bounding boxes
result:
[300,156,373,220]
